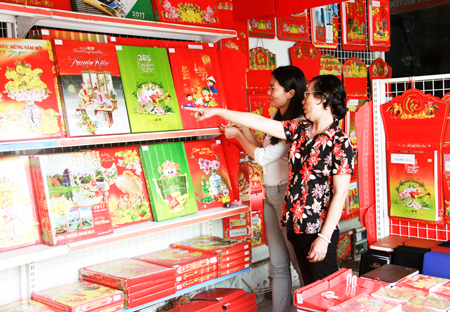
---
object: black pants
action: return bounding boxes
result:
[287,229,340,286]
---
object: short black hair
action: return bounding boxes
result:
[309,75,348,120]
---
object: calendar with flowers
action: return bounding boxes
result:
[53,40,130,137]
[30,151,114,245]
[116,45,183,133]
[0,38,65,142]
[151,0,220,27]
[91,146,152,228]
[139,142,198,221]
[184,140,234,210]
[0,156,41,253]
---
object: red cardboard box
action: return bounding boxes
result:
[31,281,124,312]
[217,256,251,270]
[191,287,245,302]
[171,235,250,258]
[80,258,175,288]
[218,262,251,277]
[133,248,217,276]
[81,274,174,293]
[164,300,223,312]
[175,271,218,290]
[0,299,61,312]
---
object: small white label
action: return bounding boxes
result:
[141,146,148,151]
[55,39,63,45]
[244,250,250,255]
[244,257,250,261]
[372,0,380,7]
[216,140,221,144]
[210,257,217,263]
[176,284,182,290]
[188,44,203,50]
[209,43,214,47]
[116,46,122,50]
[391,154,415,165]
[244,263,250,268]
[176,276,182,282]
[251,216,259,224]
[110,37,116,42]
[297,294,303,304]
[169,48,175,53]
[113,294,121,301]
[349,181,357,190]
[41,29,49,35]
[445,161,450,171]
[244,244,249,249]
[326,25,334,43]
[349,99,358,107]
[230,228,248,237]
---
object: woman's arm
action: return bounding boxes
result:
[221,125,258,158]
[184,107,286,140]
[307,173,351,263]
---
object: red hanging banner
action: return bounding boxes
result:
[289,41,321,83]
[340,0,367,51]
[319,54,342,80]
[276,11,309,42]
[342,57,368,99]
[368,0,391,51]
[248,18,276,39]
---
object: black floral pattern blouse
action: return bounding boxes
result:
[281,119,354,234]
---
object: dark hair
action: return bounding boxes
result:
[309,75,347,120]
[270,65,306,145]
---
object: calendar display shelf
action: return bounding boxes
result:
[0,205,249,271]
[0,128,222,152]
[0,2,236,41]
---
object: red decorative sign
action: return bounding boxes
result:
[341,0,367,51]
[276,11,309,41]
[289,41,321,82]
[320,54,342,80]
[343,57,368,98]
[368,0,390,51]
[248,18,275,38]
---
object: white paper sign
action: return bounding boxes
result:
[391,154,415,165]
[445,161,450,172]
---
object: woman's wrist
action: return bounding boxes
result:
[317,233,331,244]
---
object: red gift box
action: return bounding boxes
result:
[81,274,174,294]
[175,271,218,290]
[80,258,175,289]
[191,287,245,302]
[171,235,251,259]
[133,248,217,276]
[31,281,124,312]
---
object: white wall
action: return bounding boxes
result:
[249,37,296,67]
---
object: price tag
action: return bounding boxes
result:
[445,161,450,171]
[141,146,148,151]
[229,228,248,237]
[391,154,415,165]
[116,46,122,50]
[41,29,49,35]
[188,44,203,50]
[55,39,63,45]
[110,37,116,42]
[372,0,380,7]
[169,48,175,53]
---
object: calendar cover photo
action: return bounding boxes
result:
[53,40,130,137]
[0,38,65,142]
[31,151,114,246]
[116,45,183,133]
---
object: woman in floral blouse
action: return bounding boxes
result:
[185,75,353,285]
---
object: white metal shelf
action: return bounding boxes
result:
[0,127,222,152]
[0,2,236,42]
[121,268,251,312]
[0,205,249,271]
